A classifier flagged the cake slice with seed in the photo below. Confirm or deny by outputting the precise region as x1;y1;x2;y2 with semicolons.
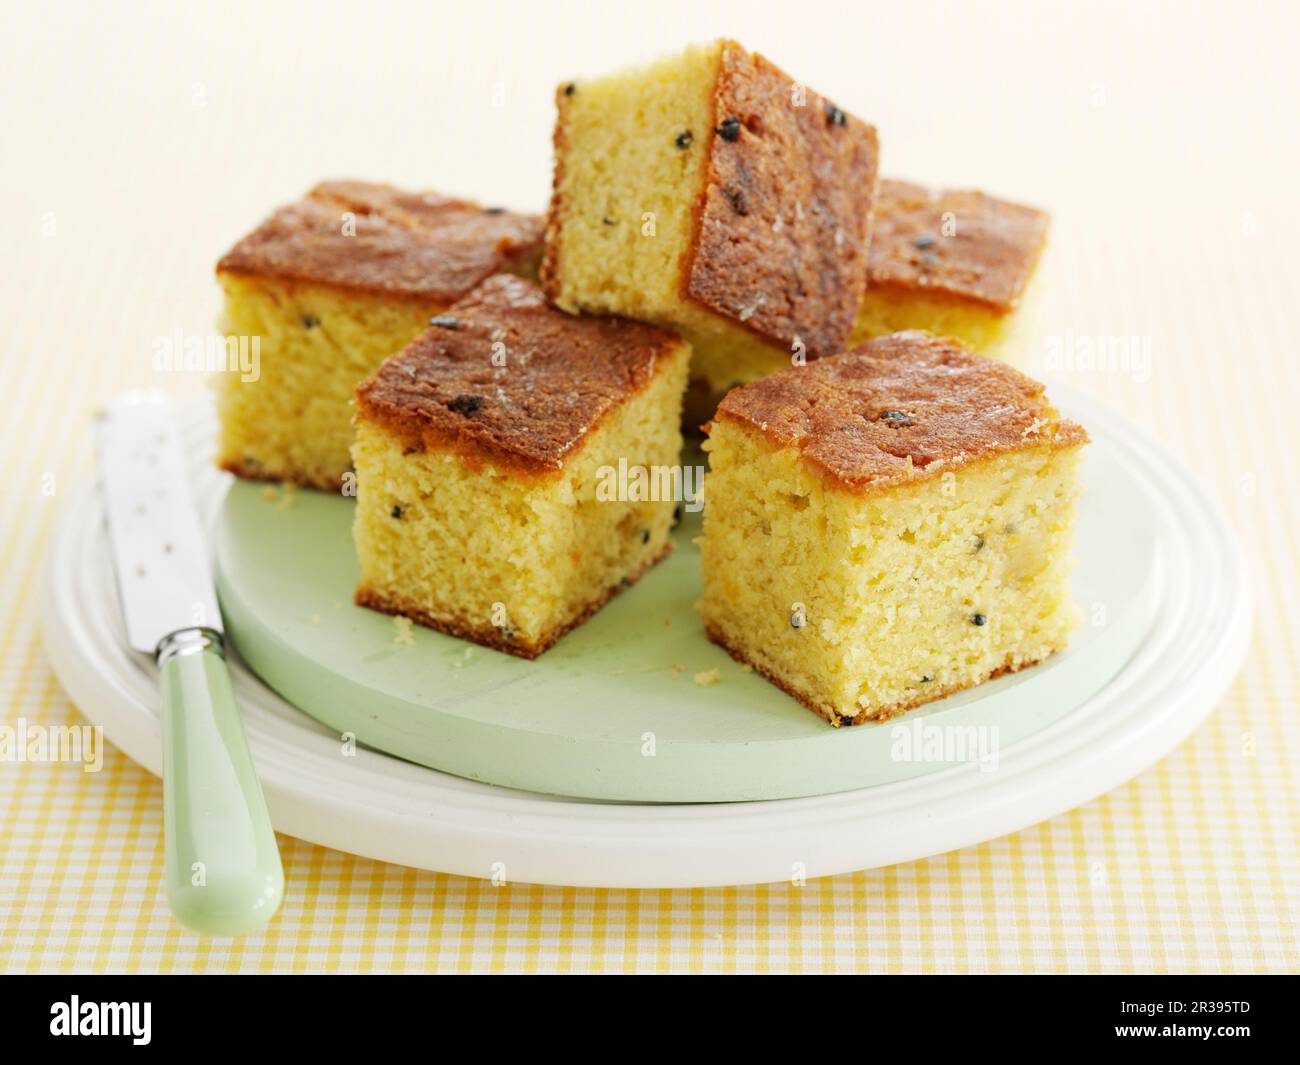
542;39;879;412
352;275;690;658
853;179;1049;366
698;331;1088;725
216;180;542;489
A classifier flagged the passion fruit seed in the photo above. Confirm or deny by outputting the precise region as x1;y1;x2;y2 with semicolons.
971;613;988;626
449;394;484;415
717;117;741;142
429;315;461;329
675;130;693;149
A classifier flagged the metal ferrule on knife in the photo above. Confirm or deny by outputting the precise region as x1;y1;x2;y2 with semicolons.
156;627;226;665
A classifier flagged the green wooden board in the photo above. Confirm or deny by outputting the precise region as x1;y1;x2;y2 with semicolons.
214;442;1158;802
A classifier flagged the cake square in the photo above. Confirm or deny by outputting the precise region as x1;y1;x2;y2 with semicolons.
698;331;1087;725
542;39;879;407
352;275;690;658
852;179;1050;365
215;180;542;489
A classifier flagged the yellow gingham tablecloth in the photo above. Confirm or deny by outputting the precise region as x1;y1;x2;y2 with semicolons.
1;0;1297;973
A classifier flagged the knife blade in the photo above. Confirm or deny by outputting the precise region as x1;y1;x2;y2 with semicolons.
96;391;283;935
96;392;222;652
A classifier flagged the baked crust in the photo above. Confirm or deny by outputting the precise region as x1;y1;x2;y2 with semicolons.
216;456;336;492
684;41;880;356
538;84;572;302
217;180;542;302
710;330;1088;494
357;541;673;659
705;623;1056;725
355;275;687;475
868;179;1048;312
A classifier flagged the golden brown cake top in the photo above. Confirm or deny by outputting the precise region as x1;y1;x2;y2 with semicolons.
217;180;542;302
684;41;880;356
867;179;1049;312
356;275;684;474
711;331;1087;493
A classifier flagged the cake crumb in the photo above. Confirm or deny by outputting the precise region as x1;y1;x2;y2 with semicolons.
694;668;721;687
276;484;298;509
393;616;415;646
260;486;279;503
310;614;321;626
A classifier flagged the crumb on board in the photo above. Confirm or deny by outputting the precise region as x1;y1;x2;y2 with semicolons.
310;614;321;626
671;663;685;676
393;615;415;646
276;484;298;510
260;486;279;503
694;668;721;687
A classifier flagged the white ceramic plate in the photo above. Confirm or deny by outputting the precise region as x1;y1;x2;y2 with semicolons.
40;389;1251;887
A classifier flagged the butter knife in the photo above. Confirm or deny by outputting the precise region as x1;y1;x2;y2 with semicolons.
96;392;283;935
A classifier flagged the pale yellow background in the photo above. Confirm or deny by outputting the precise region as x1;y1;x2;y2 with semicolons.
2;0;1297;972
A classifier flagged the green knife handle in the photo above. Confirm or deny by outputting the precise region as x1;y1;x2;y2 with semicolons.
158;627;284;935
